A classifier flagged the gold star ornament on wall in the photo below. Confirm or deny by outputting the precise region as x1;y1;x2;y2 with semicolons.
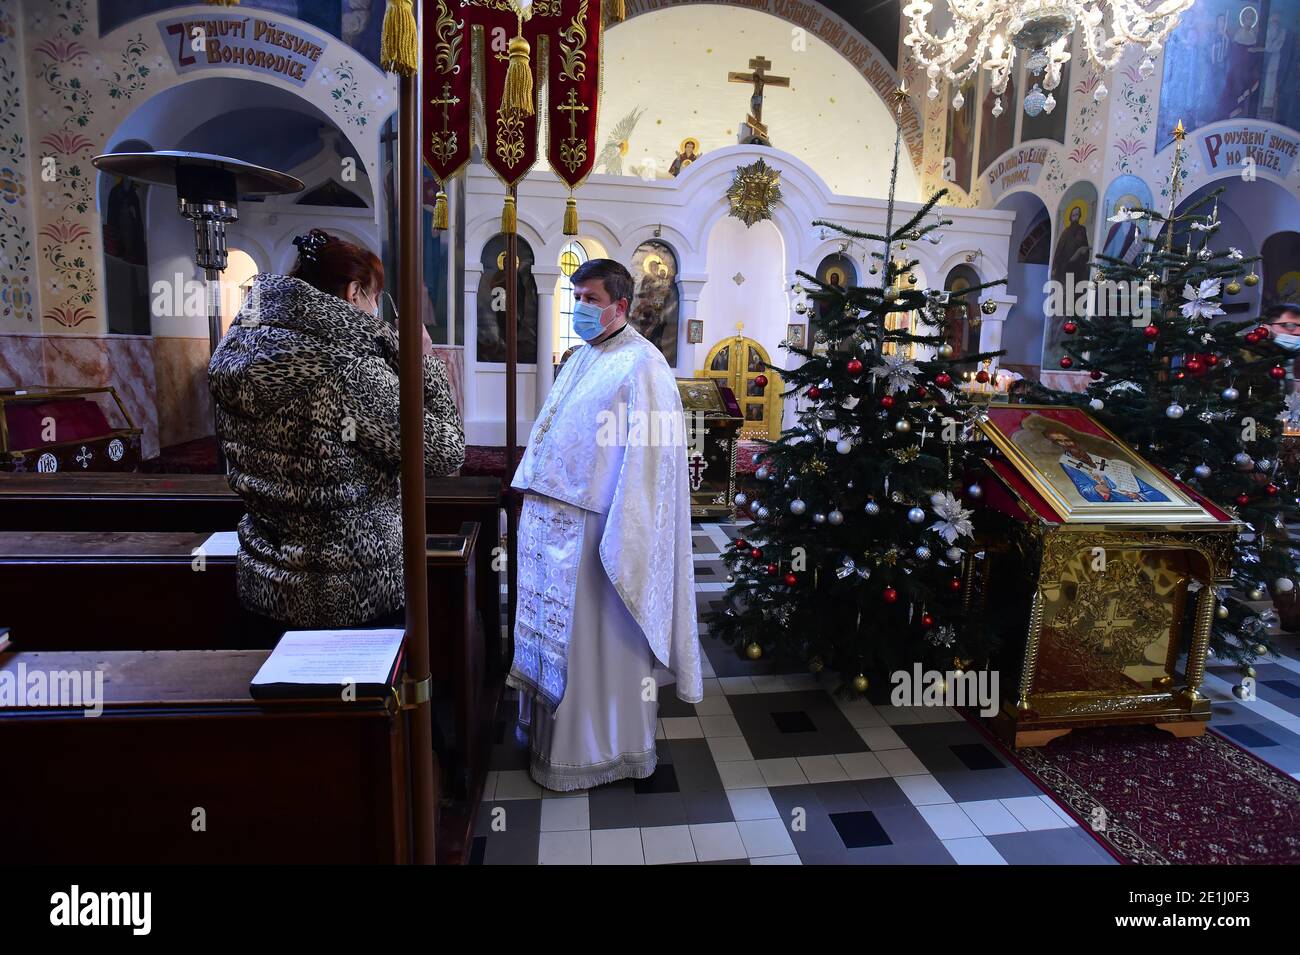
726;157;783;228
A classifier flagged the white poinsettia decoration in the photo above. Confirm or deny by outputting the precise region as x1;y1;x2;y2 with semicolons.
1107;205;1143;223
1227;247;1244;260
928;491;974;544
1279;392;1300;429
870;353;921;394
1189;219;1215;231
1180;279;1225;322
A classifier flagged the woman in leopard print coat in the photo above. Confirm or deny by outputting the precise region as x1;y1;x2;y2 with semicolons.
208;234;464;628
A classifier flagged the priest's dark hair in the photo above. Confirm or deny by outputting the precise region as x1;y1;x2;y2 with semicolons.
572;258;634;310
290;228;384;301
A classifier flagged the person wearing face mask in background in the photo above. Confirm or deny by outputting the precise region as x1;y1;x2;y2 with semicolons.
1265;302;1300;394
208;229;465;629
509;258;703;790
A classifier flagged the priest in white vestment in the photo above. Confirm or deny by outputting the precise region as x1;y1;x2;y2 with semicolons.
509;258;703;791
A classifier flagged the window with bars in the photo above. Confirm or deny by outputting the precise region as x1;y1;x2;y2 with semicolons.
556;240;589;359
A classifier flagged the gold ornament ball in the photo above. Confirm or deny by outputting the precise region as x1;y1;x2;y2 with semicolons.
809;656;824;673
1248;587;1266;601
1255;643;1268;655
1216;604;1229;619
852;673;869;693
938;343;955;359
907;273;918;284
1244;272;1259;287
1225;280;1242;295
745;642;763;660
980;300;998;315
1244;665;1257;678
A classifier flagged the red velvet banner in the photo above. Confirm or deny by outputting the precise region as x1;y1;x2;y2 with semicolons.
421;0;473;185
542;0;601;190
421;0;602;191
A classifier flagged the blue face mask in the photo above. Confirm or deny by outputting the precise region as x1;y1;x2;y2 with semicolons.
572;300;611;342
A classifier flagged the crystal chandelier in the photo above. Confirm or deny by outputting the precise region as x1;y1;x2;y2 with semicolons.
902;0;1194;116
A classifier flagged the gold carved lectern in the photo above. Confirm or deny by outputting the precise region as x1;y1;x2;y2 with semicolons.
972;406;1241;748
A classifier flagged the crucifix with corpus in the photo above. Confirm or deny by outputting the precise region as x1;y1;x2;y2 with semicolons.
728;55;789;146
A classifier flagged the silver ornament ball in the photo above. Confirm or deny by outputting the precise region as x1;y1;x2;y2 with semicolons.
836;439;853;455
915;545;932;561
756;506;771;520
1222;387;1239;402
967;483;983;499
907;506;926;524
813;512;827;524
790;498;807;515
827;509;844;526
1193;464;1212;479
755;466;769;481
734;492;748;506
864;501;880;516
895;419;912;434
1165;402;1185;419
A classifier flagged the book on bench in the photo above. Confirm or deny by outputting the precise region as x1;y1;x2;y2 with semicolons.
249;629;405;702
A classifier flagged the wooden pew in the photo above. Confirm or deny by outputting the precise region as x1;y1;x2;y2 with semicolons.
0;473;504;666
0;648;414;863
0;523;500;858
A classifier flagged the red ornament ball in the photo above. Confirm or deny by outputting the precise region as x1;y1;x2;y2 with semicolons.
948;577;962;592
975;370;990;384
750;547;763;560
915;386;929;399
1143;324;1159;340
1271;366;1287;380
1206;354;1220;367
807;386;821;399
753;374;768;387
1237;493;1250;506
1175;370;1186;380
1246;331;1261;344
1062;321;1078;335
1090;370;1103;381
1059;356;1074;369
846;358;864;376
935;373;953;387
920;613;935;628
1186;358;1204;374
784;572;798;586
1266;483;1280;496
882;586;898;604
766;563;779;576
880;395;896;409
1255;326;1271;339
734;538;748;550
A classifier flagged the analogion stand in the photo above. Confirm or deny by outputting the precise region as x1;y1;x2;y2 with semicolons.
969;405;1242;748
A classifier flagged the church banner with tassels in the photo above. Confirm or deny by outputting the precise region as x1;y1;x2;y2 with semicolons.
421;0;609;235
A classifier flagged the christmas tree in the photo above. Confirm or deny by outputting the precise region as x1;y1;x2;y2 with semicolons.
1041;122;1289;671
705;87;1007;696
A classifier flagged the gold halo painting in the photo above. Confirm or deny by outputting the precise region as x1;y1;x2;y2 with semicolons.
978;405;1219;524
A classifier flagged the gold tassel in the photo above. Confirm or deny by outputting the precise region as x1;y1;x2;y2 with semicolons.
603;0;626;24
432;190;449;232
503;34;535;115
501;194;517;234
563;195;579;236
380;0;419;77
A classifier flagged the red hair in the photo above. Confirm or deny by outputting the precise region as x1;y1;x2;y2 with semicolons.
290;229;383;301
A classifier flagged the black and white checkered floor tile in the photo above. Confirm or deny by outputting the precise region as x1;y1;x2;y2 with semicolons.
472;521;1300;864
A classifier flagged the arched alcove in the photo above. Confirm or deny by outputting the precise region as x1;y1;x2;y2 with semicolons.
995;190;1052;375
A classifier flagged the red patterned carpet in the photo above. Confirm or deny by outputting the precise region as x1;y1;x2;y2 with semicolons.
970;719;1300;864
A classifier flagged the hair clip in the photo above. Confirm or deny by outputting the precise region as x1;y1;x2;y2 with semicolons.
293;230;328;263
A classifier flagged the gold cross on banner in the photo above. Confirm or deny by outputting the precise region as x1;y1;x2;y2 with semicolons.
558;88;589;139
430;81;461;128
